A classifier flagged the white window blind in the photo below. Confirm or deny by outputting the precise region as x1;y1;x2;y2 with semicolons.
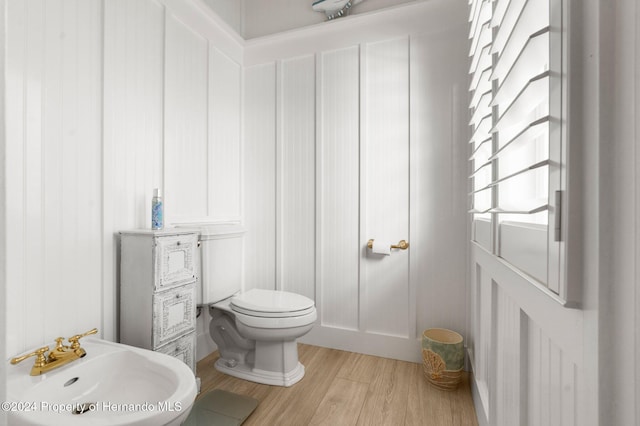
468;0;563;293
469;0;493;217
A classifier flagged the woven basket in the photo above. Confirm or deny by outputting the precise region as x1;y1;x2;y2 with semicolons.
421;328;464;391
422;349;463;391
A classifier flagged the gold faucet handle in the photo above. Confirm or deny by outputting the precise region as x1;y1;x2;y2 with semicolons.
68;328;98;350
10;346;49;368
54;337;68;351
47;338;68;362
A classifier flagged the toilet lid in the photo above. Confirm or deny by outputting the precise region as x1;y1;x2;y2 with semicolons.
230;289;315;318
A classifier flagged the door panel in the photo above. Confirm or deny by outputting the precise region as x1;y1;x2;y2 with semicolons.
317;46;361;331
362;37;410;338
272;30;468;363
277;55;316;300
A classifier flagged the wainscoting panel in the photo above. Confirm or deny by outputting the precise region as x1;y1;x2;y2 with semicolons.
6;0;103;355
243;63;277;291
276;55;316;300
6;0;243;355
316;46;361;331
208;46;242;222
473;262;493;413
493;287;522;426
164;12;209;222
104;0;164;230
241;2;471;362
525;319;578;426
103;0;165;340
471;244;583;426
362;37;410;338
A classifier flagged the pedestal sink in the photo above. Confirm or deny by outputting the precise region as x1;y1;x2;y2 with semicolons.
6;338;197;425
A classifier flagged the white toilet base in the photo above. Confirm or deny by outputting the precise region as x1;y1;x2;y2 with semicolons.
214;358;306;387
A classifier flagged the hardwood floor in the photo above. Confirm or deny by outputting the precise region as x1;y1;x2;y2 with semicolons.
196;344;478;426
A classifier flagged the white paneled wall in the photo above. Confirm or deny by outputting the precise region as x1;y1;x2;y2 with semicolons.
493;288;522;426
243;63;277;291
6;0;103;355
209;47;242;221
5;1;640;424
470;244;584;426
243;0;470;362
526;320;578;426
164;13;209;221
277;55;316;300
317;46;360;331
362;37;411;338
104;0;164;229
5;0;242;357
103;0;165;340
471;262;492;411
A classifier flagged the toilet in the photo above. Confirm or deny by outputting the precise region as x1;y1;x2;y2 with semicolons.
199;227;317;387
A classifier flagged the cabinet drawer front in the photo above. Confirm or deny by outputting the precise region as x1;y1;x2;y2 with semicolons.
152;284;196;348
157;332;196;373
154;234;198;290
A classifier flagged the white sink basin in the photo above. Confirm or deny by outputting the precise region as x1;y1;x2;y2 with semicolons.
7;338;197;426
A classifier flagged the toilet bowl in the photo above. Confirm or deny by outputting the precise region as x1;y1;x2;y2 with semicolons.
198;225;317;387
208;289;317;386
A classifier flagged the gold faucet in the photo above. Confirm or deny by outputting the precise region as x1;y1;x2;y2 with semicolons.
10;328;98;376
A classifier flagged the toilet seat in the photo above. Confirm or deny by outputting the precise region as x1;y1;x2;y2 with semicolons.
216;289;317;329
233;309;317;329
230;289;315;318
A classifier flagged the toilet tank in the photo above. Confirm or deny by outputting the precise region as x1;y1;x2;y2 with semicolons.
198;224;246;305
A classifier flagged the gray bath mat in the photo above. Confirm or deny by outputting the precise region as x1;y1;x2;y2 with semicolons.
184;389;259;426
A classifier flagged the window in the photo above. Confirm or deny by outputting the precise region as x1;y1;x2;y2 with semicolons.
469;0;565;297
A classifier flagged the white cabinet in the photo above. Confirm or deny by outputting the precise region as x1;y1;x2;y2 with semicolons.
119;229;199;373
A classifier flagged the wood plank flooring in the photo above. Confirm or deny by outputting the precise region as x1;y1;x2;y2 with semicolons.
196;344;478;426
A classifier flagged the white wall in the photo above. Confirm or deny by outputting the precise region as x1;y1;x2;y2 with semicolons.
317;45;360;332
0;0;6;420
469;246;585;425
599;0;640;424
411;27;469;342
277;54;316;300
243;0;469;362
243;63;277;292
6;0;104;357
5;0;242;359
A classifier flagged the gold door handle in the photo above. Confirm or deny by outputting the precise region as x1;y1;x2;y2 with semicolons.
367;239;410;250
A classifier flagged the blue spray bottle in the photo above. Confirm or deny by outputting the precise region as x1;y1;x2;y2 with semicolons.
151;188;164;230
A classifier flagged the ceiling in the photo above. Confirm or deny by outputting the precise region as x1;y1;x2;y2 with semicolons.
202;0;422;39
